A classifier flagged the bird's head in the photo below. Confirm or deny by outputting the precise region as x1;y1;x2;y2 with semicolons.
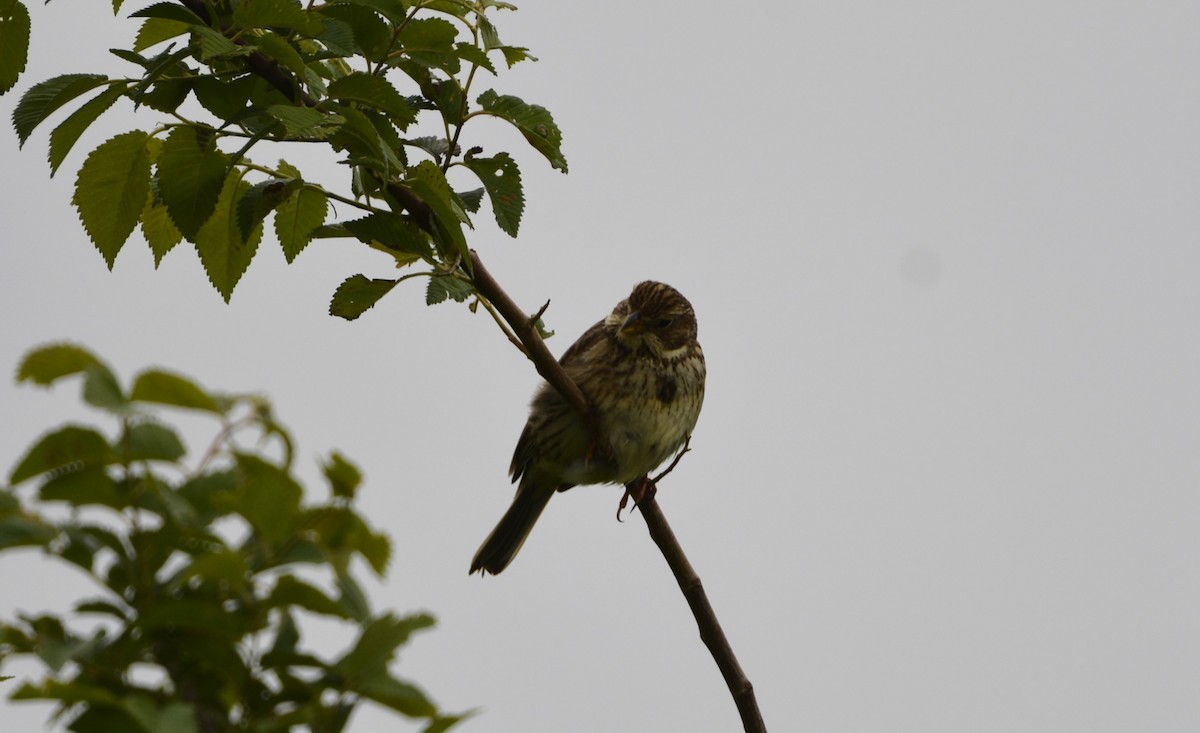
607;281;698;358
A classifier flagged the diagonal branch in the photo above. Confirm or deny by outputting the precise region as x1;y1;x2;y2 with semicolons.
468;251;767;733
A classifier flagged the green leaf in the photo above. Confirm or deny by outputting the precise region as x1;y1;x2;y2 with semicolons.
498;45;535;68
274;184;327;263
233;0;322;35
396;16;457;56
316;4;390;61
82;364;128;413
12;73;108;147
425;275;473;306
421;713;476;733
134;17;189;51
0;516;56;550
236;177;301;241
463;152;523;236
315;15;356;56
72;131;152;267
129;2;206;26
404;160;469;259
266;104;343;138
335;569;371;621
331;0;407;24
11;678;122;706
194;172;263;302
251;30;308;77
327;73;416;128
0;0;30;95
234;453;301;542
125;422;186;462
454;42;495;75
130;369;222;413
157;126;228;239
323;451;362;500
137;599;246;638
180;549;248;589
48;84;125;176
16;343;103;385
455;187;483;213
39;468;123;509
192;74;256;122
9;425;114;485
335;612;436;679
477;89;567;172
140;198;183;266
329;275;398;320
354;672;436;717
267;575;350;618
342;213;432;259
191;25;250;60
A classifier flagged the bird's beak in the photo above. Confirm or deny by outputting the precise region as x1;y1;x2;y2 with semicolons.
620;310;646;336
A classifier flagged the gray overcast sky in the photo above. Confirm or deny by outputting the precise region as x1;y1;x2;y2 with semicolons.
3;2;1199;731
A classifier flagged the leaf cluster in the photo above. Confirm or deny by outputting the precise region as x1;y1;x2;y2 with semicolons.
1;343;467;733
3;0;565;312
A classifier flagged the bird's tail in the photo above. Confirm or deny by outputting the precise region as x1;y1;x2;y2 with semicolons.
470;480;556;575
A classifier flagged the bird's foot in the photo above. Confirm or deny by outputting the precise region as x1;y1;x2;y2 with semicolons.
616;475;657;522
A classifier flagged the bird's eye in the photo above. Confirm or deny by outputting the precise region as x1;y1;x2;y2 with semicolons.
653;317;673;329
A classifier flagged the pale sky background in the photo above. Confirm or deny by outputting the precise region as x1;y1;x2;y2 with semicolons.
3;2;1199;732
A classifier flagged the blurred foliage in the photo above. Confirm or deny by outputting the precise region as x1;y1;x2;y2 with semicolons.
0;343;468;733
2;0;565;312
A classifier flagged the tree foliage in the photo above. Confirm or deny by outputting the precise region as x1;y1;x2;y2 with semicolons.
0;343;467;733
3;0;564;308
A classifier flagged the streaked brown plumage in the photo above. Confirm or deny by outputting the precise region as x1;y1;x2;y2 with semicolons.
470;281;706;575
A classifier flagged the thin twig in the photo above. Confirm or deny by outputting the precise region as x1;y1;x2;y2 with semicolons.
468;250;766;733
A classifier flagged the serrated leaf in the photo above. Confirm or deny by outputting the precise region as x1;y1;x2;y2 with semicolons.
233;0;322;35
335;612;435;679
9;425;114;485
72;131;152;267
130;369;222;413
125;422;186;462
332;0;406;24
267;575;350;618
477;89;567;172
342;213;432;258
354;672;436;717
327;73;416;128
39;468;123;509
498;45;535;68
234;453;301;542
194;172;263;302
396;16;457;54
463;152;523;236
236;177;300;241
16;343;103;386
82;364;127;413
317;4;390;61
0;516;56;550
425;275;473;305
455;187;483;213
323;451;362;499
266;104;342;138
134;17;188;51
315;16;355;56
11;73;108;147
157;126;228;240
129;2;206;25
140;198;183;266
251;30;308;77
454;42;495;74
274;185;327;263
191;25;250;60
404;160;469;259
48;84;124;176
405;136;448;159
192;74;256;122
0;0;30;94
329;275;398;320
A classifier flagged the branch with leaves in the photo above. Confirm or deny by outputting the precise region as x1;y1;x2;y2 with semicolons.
3;1;766;731
0;343;467;733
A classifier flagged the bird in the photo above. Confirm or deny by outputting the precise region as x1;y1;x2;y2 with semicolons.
470;281;706;575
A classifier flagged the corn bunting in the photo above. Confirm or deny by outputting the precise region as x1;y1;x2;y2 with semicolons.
470;281;706;574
